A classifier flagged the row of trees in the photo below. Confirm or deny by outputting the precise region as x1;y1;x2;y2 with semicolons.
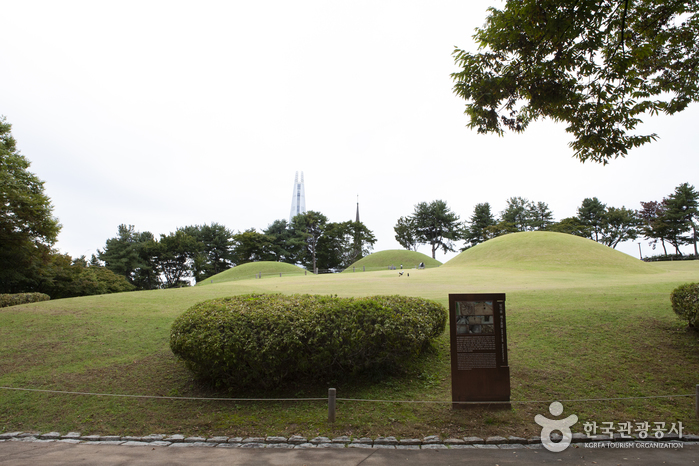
548;199;640;249
230;213;375;275
97;224;227;290
639;183;699;256
392;198;557;258
395;184;699;258
548;184;698;256
97;213;376;289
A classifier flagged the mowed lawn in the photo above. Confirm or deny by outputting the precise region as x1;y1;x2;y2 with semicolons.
1;233;698;440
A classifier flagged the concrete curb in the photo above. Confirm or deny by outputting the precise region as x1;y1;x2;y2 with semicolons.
1;431;698;449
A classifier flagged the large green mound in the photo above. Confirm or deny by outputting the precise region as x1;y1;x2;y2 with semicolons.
344;249;441;272
444;231;654;274
198;261;307;285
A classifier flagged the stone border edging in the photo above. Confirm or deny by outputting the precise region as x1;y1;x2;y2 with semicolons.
1;431;698;449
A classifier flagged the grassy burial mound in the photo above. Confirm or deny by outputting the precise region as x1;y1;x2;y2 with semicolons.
344;249;441;272
444;231;654;274
199;261;308;285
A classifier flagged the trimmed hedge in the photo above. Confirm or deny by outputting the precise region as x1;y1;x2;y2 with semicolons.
170;294;447;388
0;293;50;308
643;254;697;262
671;283;699;328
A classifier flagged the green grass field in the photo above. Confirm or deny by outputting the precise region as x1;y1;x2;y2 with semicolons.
1;232;697;440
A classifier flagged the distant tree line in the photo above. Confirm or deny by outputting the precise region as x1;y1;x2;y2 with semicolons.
2;111;695;297
395;183;699;258
96;212;376;289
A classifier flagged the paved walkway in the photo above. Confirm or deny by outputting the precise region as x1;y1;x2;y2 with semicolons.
1;440;697;465
1;432;697;465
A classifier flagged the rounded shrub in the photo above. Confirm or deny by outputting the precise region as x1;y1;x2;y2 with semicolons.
671;282;699;328
0;292;50;308
170;293;447;388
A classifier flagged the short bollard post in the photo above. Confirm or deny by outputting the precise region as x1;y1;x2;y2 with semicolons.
328;388;336;423
280;272;282;277
696;384;698;419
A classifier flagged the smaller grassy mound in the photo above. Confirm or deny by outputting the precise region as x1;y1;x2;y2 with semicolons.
170;294;447;389
444;231;653;274
198;261;307;285
345;249;441;272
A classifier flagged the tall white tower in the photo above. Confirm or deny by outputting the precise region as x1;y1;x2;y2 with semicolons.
289;171;306;222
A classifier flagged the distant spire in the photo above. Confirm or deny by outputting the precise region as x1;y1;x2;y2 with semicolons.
289;171;306;222
353;195;362;259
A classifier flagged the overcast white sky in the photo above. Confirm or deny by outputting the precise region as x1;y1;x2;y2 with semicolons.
3;0;697;264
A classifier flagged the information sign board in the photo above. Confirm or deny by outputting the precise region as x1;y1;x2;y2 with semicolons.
449;293;510;408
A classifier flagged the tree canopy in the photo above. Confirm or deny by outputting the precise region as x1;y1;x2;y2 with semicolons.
262;219;294;263
411;200;461;259
452;0;699;163
600;206;641;249
462;202;496;249
393;216;420;252
578;197;608;242
98;225;161;289
497;197;554;233
660;182;699;254
180;223;235;282
575;197;640;248
231;229;273;265
316;220;376;271
289;211;328;273
0;116;61;293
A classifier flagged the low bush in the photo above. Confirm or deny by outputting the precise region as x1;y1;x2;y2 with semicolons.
170;293;447;389
643;254;697;262
37;255;136;299
0;292;50;308
671;283;699;328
